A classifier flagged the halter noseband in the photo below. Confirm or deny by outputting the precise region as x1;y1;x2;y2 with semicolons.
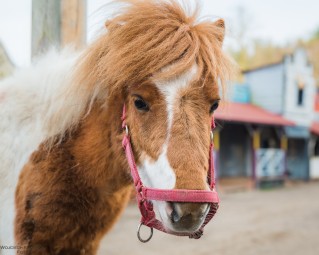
121;105;219;242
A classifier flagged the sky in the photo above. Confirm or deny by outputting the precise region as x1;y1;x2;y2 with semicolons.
0;0;319;67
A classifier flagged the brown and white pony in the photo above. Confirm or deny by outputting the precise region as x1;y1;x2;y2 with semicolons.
0;0;232;254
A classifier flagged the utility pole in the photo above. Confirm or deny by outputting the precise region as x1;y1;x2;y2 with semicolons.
31;0;87;59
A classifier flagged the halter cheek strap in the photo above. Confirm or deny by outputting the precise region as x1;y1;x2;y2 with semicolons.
121;105;219;242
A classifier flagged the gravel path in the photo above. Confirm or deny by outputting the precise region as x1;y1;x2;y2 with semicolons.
98;183;319;255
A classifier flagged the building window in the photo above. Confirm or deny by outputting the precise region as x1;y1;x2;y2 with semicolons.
297;88;304;106
296;77;305;106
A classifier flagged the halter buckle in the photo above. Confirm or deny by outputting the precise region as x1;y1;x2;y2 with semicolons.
137;223;153;243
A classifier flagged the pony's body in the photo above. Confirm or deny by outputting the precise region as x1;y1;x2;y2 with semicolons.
0;50;83;249
0;50;133;253
0;1;232;254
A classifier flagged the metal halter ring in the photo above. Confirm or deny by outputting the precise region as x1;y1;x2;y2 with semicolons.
137;223;153;243
210;131;214;143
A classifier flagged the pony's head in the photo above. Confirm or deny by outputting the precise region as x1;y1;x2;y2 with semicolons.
77;0;233;234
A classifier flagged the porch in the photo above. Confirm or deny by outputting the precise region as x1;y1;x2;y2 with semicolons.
214;102;295;189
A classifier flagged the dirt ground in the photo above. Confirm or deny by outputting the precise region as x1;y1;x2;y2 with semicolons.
98;183;319;255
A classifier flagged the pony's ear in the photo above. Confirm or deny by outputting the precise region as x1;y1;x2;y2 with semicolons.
213;19;225;44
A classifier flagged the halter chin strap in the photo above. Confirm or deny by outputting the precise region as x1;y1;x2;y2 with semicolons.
121;104;219;242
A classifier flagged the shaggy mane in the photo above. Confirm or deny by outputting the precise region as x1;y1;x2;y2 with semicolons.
75;0;233;98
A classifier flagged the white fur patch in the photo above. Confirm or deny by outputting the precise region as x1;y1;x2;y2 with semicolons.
138;146;176;227
0;49;98;249
138;64;198;189
156;64;198;135
138;145;175;189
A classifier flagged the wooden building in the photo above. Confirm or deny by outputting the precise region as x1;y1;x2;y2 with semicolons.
310;122;319;179
214;101;293;189
242;48;317;181
215;48;318;188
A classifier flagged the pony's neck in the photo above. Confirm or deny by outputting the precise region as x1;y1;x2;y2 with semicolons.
71;93;132;189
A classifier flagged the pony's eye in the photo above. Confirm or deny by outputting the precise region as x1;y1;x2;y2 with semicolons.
210;100;219;113
134;98;149;111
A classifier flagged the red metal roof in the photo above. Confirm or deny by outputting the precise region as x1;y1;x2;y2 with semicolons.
311;122;319;136
215;102;294;126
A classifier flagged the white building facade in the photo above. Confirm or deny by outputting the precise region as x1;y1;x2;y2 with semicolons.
243;48;318;180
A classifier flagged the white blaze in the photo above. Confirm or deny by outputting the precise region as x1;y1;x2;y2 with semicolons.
157;64;198;136
137;64;198;226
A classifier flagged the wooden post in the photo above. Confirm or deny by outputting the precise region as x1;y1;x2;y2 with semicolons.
31;0;61;58
280;135;288;151
252;129;260;187
61;0;87;48
213;130;220;151
253;130;261;150
32;0;86;59
213;129;220;186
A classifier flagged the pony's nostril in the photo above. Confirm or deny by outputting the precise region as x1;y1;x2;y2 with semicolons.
168;202;210;231
171;210;182;223
170;203;181;223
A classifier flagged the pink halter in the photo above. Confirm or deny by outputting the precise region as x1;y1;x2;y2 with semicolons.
121;105;219;242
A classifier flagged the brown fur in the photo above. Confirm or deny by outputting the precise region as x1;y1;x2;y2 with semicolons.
14;1;233;254
15;99;132;254
168;79;219;190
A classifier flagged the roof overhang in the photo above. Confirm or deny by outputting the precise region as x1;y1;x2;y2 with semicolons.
215;102;295;126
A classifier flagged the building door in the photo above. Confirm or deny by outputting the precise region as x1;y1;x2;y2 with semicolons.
287;138;309;180
219;124;251;177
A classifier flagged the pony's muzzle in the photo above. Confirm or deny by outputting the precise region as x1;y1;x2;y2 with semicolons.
166;202;210;232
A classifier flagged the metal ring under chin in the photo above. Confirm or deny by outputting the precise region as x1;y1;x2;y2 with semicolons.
137;223;153;243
